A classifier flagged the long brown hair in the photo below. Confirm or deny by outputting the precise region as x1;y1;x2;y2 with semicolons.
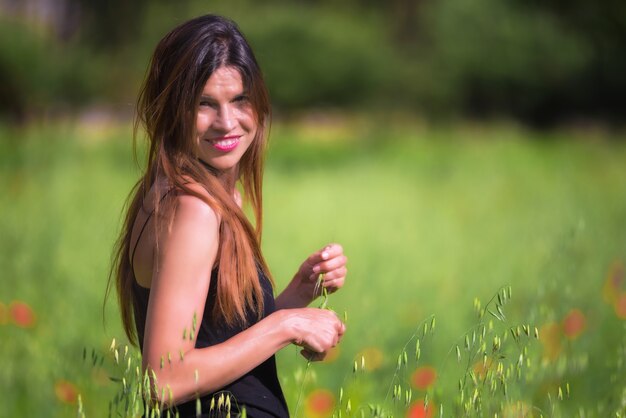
107;15;272;346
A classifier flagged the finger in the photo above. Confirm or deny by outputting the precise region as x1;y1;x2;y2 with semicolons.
310;243;344;264
322;267;347;282
323;280;345;294
325;314;346;337
321;243;343;260
312;255;347;274
302;246;333;271
323;276;345;290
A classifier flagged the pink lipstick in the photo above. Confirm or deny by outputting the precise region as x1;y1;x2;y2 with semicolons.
208;135;240;152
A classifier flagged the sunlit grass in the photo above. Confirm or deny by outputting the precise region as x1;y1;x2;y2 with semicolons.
1;118;625;417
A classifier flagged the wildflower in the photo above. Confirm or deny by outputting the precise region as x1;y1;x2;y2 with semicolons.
410;366;437;390
406;399;434;418
356;347;383;371
54;380;78;404
322;346;340;363
539;322;561;361
304;388;335;418
472;358;493;379
502;400;532;417
615;292;626;320
9;300;36;328
562;309;586;339
602;261;624;305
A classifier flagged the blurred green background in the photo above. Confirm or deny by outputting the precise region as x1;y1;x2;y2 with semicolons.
1;0;625;125
1;0;625;417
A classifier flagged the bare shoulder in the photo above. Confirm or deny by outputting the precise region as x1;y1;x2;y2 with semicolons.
155;183;220;273
171;183;219;232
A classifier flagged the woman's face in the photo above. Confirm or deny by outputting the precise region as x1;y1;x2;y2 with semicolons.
195;66;257;176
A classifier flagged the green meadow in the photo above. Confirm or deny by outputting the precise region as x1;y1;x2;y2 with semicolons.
1;118;625;417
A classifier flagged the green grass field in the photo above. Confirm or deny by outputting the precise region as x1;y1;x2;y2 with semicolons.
1;117;625;417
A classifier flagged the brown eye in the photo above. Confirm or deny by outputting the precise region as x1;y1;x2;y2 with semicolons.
198;96;217;109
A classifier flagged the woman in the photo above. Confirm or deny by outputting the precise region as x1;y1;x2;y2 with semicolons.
109;14;347;418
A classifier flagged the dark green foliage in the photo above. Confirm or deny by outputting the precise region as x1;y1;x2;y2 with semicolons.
246;8;390;109
0;18;104;121
1;0;624;125
413;0;594;124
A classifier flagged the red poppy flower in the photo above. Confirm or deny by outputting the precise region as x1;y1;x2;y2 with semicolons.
9;300;36;328
411;366;437;390
305;388;335;418
54;380;78;404
562;309;586;339
406;399;434;418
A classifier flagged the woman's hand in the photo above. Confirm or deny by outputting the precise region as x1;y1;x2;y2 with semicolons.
275;243;348;309
299;243;347;296
280;308;346;361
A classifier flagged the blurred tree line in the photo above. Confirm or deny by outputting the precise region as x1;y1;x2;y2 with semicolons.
0;0;624;126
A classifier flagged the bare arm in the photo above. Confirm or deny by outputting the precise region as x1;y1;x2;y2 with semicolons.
142;194;344;406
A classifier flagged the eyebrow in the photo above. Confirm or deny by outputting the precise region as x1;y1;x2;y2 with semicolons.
198;92;249;101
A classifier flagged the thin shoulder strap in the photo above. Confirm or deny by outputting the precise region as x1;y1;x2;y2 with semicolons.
130;190;172;268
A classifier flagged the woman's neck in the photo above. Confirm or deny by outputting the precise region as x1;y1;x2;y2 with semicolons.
199;159;238;195
217;170;237;194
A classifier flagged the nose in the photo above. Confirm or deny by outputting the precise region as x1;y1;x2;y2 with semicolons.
213;105;235;132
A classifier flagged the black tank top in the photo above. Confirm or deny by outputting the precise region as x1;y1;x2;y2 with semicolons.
130;197;289;417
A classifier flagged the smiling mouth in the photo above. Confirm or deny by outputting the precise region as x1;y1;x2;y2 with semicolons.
208;136;240;151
